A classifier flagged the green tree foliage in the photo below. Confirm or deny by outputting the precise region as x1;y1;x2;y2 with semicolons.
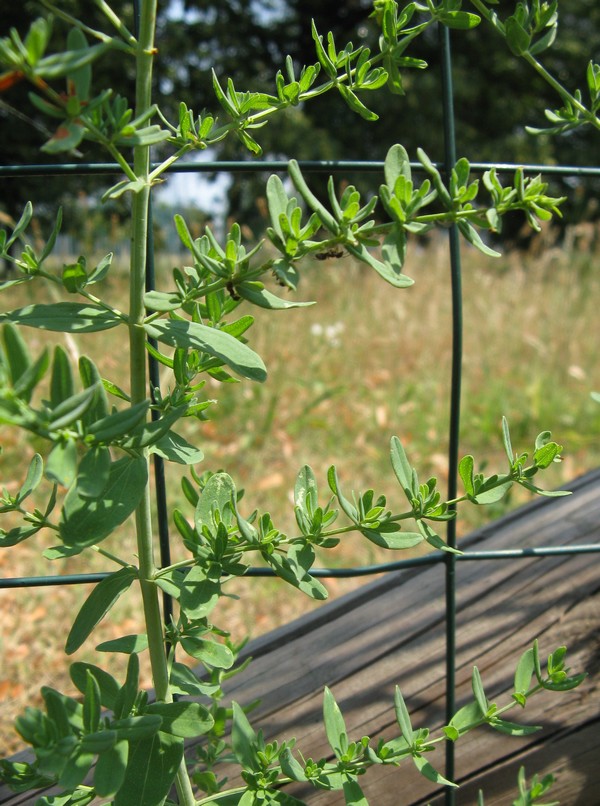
1;0;598;231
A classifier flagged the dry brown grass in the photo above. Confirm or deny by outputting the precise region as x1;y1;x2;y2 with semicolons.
1;237;599;755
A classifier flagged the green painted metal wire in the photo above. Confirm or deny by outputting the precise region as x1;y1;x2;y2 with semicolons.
1;18;599;804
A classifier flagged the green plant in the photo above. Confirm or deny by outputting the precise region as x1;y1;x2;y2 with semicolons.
0;1;595;804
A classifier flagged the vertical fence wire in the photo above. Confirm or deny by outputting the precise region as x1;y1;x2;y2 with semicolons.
2;9;600;802
438;24;462;799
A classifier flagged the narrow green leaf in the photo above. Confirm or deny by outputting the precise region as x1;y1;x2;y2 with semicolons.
59;751;95;791
489;718;541;736
390;436;415;500
195;472;236;532
45;439;78;488
83;670;101;734
65;567;137;654
70;663;120;710
342;780;369;805
145;319;266;382
0;303;122;332
94;739;128;798
323;687;348;757
2;322;31;384
87;400;149;444
18;453;44;502
412;754;457;787
149;430;204;465
48;384;99;430
145;701;213;738
50;345;75;408
60;455;148;548
237;281;314;310
180;565;221;620
76;446;111;498
361;527;423;550
113;732;183;806
458;455;475;496
514;647;535;701
471;667;488;715
473;481;512;505
502;415;514;464
231;701;259;771
394;687;414;743
96;634;149;654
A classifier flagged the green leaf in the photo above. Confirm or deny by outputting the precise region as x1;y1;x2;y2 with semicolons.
513;647;535;702
505;15;532;56
144;319;266;382
390;436;415;500
438;11;480;30
87;401;150;444
113;732;183;806
145;701;213;738
489;718;541;736
94;739;128;798
237;281;314;310
58;751;94;791
266;543;328;600
59;455;148;548
0;303;122;332
76;446;111;498
471;667;489;715
231;701;259;771
337;83;378;121
458;455;475;496
66;567;137;654
149;430;204;465
195;472;236;532
180;565;221;620
473;481;512;505
70;663;120;710
412;754;457;787
323;686;348;757
50;345;75;408
180;635;235;669
144;290;182;312
448;700;485;737
49;384;100;430
394;687;414;743
45;440;78;488
96;634;149;654
62;259;88;293
169;662;219;698
2;322;31;385
18;453;44;502
342;780;369;805
360;527;423;550
83;670;101;733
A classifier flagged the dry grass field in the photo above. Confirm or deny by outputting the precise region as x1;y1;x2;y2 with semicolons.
1;233;599;755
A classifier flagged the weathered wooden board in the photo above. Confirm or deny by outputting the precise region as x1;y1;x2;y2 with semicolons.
1;469;599;805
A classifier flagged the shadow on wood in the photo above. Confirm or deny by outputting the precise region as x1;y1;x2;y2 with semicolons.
1;469;599;805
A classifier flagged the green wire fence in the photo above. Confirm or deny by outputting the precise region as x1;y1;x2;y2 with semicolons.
1;19;600;806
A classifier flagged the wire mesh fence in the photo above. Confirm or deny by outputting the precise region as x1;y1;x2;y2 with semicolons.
0;17;599;805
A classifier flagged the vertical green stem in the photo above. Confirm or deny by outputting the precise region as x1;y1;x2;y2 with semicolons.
129;2;196;803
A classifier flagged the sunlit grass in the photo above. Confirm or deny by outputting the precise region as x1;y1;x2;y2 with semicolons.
1;237;599;753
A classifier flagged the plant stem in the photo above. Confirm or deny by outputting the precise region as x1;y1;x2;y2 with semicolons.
129;2;195;804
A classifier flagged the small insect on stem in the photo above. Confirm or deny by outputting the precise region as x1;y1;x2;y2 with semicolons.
226;281;241;300
314;246;345;260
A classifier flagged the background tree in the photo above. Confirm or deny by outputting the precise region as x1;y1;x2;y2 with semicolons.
1;0;598;237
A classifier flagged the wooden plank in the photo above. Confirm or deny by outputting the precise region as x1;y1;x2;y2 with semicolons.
1;469;599;805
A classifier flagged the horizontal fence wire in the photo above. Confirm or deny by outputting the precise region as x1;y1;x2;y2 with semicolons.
3;544;600;589
0;155;599;596
1;161;600;177
0;18;598;804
